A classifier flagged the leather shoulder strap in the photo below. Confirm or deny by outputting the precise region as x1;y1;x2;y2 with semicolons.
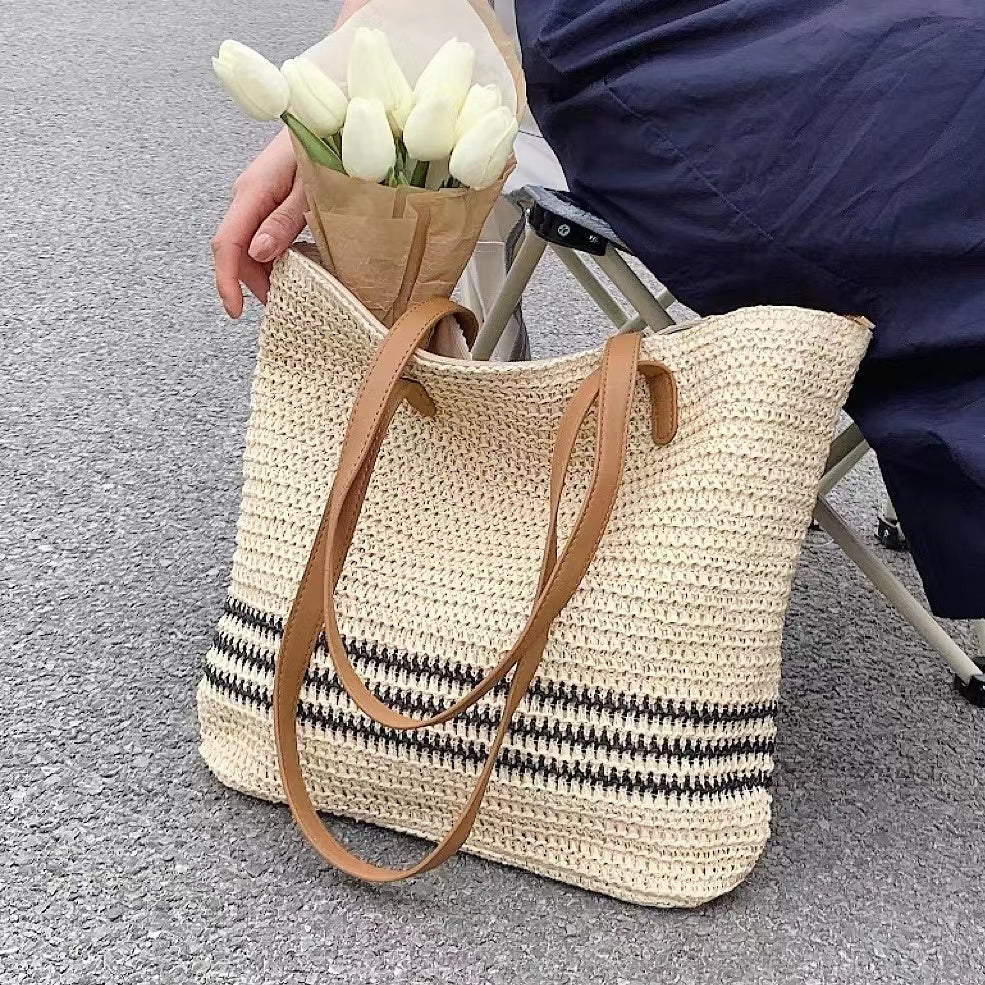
272;326;655;882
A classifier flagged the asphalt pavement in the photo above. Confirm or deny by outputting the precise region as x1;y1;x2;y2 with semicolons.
1;1;982;982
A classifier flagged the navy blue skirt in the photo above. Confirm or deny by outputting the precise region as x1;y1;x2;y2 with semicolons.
516;0;985;618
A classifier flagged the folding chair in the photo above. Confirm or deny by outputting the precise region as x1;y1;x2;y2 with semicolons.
470;185;985;706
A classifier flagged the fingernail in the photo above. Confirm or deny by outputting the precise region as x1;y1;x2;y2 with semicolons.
250;233;276;262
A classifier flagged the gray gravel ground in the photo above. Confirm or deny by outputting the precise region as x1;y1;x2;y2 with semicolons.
2;1;983;983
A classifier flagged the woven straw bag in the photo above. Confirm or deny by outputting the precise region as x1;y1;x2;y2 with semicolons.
198;247;870;906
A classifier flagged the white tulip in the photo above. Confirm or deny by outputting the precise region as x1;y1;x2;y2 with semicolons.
346;27;414;133
402;90;458;162
413;38;475;112
455;83;503;142
281;58;347;136
211;40;290;121
449;106;518;190
342;97;397;182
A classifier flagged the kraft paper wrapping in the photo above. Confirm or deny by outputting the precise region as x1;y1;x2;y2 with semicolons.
293;140;511;328
290;0;526;348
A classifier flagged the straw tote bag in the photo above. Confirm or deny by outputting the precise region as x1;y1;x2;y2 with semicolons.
198;247;870;906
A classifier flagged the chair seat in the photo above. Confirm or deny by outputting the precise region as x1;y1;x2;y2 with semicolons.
523;185;630;252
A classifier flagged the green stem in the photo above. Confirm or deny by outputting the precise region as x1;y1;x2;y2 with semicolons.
385;166;410;187
281;112;344;172
410;159;430;188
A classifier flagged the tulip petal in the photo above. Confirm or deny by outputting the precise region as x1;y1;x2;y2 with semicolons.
212;40;289;121
449;106;518;190
402;91;458;162
211;56;234;85
342;96;397;182
414;38;475;112
455;83;503;142
347;27;412;135
283;58;347;136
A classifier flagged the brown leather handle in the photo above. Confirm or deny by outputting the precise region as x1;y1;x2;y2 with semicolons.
318;333;678;734
272;302;678;882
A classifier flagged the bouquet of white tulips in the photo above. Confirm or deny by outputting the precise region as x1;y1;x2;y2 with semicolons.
212;0;524;328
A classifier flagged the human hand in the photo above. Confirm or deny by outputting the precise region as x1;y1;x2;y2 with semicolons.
211;128;308;318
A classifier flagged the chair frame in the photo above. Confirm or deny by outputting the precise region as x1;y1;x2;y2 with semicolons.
470;187;985;705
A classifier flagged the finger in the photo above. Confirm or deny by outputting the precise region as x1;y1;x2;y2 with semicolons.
212;181;280;319
241;259;273;307
211;237;246;319
249;178;308;263
212;246;271;314
212;133;297;317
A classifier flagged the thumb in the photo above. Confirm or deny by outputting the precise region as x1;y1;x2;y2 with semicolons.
249;178;308;263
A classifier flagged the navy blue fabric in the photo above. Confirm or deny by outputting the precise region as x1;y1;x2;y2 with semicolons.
516;0;985;618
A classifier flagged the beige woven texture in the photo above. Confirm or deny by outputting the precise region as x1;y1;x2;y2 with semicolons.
198;248;870;906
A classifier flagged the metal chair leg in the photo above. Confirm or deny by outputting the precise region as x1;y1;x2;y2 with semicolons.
471;232;547;361
550;245;628;329
814;496;985;702
823;423;866;475
593;248;677;332
818;432;871;497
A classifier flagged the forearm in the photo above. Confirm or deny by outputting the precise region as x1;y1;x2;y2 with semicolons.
336;0;373;26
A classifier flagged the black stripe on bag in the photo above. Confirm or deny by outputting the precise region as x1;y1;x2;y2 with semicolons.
219;597;779;729
209;630;775;762
202;662;771;800
205;598;776;799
